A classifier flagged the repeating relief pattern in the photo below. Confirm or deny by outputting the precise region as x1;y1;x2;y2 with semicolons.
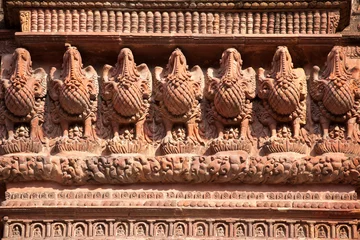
0;45;360;184
2;218;357;239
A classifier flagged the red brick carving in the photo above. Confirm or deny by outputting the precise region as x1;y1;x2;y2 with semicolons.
49;44;100;153
206;48;255;154
311;46;360;155
258;46;308;154
154;48;204;154
101;48;151;153
0;48;46;154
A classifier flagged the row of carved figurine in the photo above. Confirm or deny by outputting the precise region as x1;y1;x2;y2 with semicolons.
0;44;358;155
2;219;355;239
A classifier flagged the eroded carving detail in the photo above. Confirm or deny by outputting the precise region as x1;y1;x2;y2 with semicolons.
258;46;308;154
49;44;100;153
0;48;47;154
206;48;255;154
311;46;360;155
101;48;151;153
154;48;204;154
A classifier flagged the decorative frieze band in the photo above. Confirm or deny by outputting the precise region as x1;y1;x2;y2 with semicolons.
2;217;358;239
18;9;340;34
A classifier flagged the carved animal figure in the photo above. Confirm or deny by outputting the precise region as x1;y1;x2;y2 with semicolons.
102;48;151;141
0;48;47;141
258;46;307;139
206;48;256;139
49;44;98;139
154;48;204;143
310;46;360;139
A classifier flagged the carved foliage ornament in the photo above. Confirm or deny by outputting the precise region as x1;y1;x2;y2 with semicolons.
0;48;47;153
102;48;151;153
154;48;204;154
206;48;255;153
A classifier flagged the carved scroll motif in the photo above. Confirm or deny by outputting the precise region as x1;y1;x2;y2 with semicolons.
257;46;308;154
49;44;100;153
310;46;360;155
206;48;255;154
19;11;31;32
154;48;204;154
101;48;152;153
0;48;47;154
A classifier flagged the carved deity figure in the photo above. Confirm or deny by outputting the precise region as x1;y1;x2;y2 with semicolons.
258;46;307;139
0;48;46;147
154;48;204;147
54;225;63;237
276;226;285;237
318;226;327;238
217;226;225;237
116;225;126;236
311;46;360;141
196;225;205;236
102;48;151;142
156;224;166;236
297;226;306;238
136;224;145;236
339;227;349;239
33;227;42;237
175;225;185;236
255;226;264;237
95;224;105;236
206;48;256;140
75;226;84;237
236;226;245;237
49;44;98;140
12;226;21;237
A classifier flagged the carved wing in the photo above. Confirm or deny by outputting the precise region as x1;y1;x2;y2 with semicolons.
191;65;204;100
244;67;256;99
84;65;99;98
154;66;165;101
137;63;152;98
33;68;47;98
205;67;220;100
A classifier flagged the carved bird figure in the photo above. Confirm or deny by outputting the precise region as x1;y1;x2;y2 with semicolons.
102;48;151;141
154;48;204;144
310;46;360;139
49;44;98;139
258;46;307;139
206;48;256;139
1;48;47;141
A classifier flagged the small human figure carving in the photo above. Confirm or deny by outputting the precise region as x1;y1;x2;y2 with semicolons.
236;226;245;237
136;224;145;236
33;226;42;237
75;226;84;237
276;226;285;237
318;226;326;238
156;224;166;236
95;224;105;236
255;226;264;237
175;225;185;236
297;226;306;238
12;226;21;237
54;225;63;237
196;225;204;236
217;225;225;237
339;227;349;239
116;225;126;236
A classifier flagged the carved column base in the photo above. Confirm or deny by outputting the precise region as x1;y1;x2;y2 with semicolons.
107;139;145;154
262;138;309;155
210;139;252;154
314;139;360;155
0;139;43;154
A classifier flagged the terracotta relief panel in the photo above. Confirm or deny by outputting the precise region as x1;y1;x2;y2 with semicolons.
0;48;47;154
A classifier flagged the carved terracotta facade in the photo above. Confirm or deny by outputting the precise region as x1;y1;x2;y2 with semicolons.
1;0;360;238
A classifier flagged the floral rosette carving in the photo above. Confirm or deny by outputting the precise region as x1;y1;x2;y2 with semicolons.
311;46;360;155
154;48;204;155
101;48;152;154
0;48;47;154
49;44;100;153
258;46;308;154
206;48;255;154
